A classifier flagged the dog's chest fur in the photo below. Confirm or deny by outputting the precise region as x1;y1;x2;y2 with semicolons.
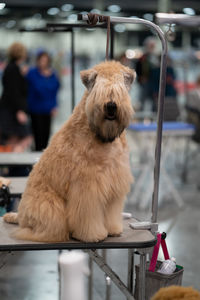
67;136;133;202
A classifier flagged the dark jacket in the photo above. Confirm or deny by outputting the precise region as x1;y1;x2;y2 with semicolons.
0;61;27;113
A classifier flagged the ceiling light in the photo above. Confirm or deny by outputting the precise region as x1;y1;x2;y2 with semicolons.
61;4;74;12
79;11;88;16
0;3;5;10
114;24;125;33
125;49;136;59
90;8;101;14
6;20;16;29
67;14;77;22
107;5;121;13
183;8;195;15
143;13;153;21
47;7;60;16
33;13;42;19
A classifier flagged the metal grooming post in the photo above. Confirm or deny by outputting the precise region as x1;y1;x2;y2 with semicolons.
71;29;75;110
79;13;168;228
155;13;200;26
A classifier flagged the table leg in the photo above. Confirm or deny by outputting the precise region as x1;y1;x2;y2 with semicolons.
138;252;146;300
87;250;135;300
88;256;93;300
102;249;111;300
127;249;134;297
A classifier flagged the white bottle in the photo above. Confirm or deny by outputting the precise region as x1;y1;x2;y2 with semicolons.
59;250;89;300
157;257;176;275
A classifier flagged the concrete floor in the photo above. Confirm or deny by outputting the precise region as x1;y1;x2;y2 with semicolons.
0;132;199;300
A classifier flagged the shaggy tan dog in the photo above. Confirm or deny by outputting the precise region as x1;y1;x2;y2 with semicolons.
4;60;135;242
151;286;200;300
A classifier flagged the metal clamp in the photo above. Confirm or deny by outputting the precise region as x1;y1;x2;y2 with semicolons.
129;222;158;233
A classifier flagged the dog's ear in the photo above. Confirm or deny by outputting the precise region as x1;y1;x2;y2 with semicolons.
80;69;97;91
123;69;136;91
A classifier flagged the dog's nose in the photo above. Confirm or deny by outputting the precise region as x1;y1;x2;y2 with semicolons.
104;102;117;119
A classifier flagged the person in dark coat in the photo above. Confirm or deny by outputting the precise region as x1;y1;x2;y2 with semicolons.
26;51;60;151
186;75;200;142
0;42;32;151
136;37;158;111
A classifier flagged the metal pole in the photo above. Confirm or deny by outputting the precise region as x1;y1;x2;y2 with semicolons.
156;12;200;26
79;14;168;224
127;249;134;297
88;256;93;300
87;250;135;300
71;29;75;111
102;249;111;300
151;40;167;223
138;252;146;300
110;25;114;59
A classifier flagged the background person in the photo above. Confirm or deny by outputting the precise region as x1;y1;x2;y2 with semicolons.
26;51;60;151
0;42;31;152
150;56;180;119
135;36;159;111
186;75;200;142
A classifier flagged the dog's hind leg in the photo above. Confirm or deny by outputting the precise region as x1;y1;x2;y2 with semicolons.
11;185;70;242
13;226;68;243
3;212;19;224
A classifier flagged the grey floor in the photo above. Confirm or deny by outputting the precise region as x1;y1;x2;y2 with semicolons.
0;132;199;300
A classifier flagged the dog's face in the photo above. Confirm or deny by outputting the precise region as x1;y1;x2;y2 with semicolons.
80;61;135;143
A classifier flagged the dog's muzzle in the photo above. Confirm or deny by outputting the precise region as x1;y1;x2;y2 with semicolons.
104;101;117;121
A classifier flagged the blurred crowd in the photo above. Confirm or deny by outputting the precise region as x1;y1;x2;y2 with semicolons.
119;36;200;141
0;42;60;152
0;40;200;154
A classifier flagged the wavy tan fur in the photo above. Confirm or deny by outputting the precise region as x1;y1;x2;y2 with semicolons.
4;60;135;242
151;286;200;300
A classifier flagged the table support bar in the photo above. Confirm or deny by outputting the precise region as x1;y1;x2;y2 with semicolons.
87;249;135;300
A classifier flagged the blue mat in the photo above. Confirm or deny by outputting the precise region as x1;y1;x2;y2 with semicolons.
128;122;195;132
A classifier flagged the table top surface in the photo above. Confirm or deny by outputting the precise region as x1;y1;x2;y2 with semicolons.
0;217;156;251
0;152;42;166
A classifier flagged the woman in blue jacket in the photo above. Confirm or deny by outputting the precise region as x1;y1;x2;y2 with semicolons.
27;51;60;151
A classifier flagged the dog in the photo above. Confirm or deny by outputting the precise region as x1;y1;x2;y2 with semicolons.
151;286;200;300
4;60;135;242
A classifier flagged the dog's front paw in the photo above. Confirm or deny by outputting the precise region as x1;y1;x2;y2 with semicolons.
107;223;123;237
72;227;108;243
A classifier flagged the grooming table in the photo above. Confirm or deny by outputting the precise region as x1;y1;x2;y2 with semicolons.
0;152;42;167
0;217;156;251
0;216;156;300
128;122;195;209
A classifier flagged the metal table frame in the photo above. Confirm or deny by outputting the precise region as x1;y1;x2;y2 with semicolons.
0;14;168;300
